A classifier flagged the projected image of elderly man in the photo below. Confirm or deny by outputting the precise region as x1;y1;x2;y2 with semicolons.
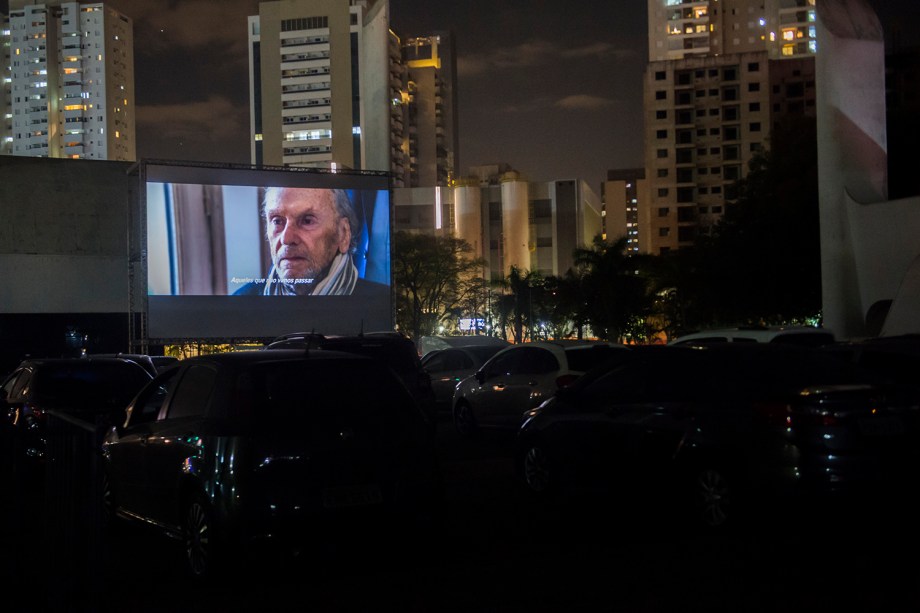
235;187;381;297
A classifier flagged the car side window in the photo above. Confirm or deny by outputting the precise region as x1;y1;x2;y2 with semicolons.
517;348;560;375
444;350;474;371
128;368;179;426
486;350;522;378
163;364;217;420
423;352;448;373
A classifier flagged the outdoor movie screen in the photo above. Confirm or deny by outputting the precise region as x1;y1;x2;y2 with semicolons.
144;162;392;340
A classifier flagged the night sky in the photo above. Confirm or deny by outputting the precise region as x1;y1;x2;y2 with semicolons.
4;0;918;190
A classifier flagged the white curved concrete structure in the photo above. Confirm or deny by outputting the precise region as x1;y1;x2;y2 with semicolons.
817;0;920;339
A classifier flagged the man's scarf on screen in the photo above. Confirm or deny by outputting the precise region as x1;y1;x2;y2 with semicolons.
262;253;358;296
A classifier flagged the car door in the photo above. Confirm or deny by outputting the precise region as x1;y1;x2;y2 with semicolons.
482;347;558;429
542;362;651;486
144;362;218;526
549;353;700;488
106;367;180;518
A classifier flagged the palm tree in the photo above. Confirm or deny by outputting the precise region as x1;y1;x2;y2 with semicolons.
572;235;654;342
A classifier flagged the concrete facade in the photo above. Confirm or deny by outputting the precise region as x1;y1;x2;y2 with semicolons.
0;156;140;365
393;168;602;282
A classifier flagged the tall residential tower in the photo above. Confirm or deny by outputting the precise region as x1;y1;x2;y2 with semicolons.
398;32;459;187
248;0;392;172
7;0;135;160
638;0;817;254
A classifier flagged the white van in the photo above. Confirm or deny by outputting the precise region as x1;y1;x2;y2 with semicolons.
669;326;835;347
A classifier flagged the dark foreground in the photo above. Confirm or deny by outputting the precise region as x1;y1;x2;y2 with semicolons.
3;419;920;613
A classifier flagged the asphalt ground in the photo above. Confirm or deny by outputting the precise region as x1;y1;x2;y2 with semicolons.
3;419;920;612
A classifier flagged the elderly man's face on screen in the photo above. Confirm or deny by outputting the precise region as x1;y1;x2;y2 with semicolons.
264;188;352;282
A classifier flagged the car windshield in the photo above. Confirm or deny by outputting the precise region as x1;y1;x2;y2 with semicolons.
768;332;835;347
320;339;421;378
31;362;150;409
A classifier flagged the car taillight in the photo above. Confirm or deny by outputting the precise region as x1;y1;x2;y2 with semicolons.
753;402;792;427
555;374;580;389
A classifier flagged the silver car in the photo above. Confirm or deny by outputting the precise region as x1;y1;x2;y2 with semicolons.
451;340;630;436
421;345;508;417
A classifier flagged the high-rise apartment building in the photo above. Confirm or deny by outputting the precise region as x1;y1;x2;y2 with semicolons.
602;168;647;252
248;1;458;187
248;0;393;172
397;32;459;187
638;0;817;255
648;0;816;62
6;0;135;160
2;12;12;155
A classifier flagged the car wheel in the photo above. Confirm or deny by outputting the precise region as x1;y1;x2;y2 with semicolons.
453;401;478;437
690;467;732;529
185;494;219;580
521;443;553;495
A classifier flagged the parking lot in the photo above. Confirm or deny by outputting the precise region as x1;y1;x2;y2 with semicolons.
4;416;920;613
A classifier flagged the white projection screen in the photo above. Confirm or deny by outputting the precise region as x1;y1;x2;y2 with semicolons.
143;162;392;340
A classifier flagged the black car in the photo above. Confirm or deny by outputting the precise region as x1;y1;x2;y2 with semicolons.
1;357;154;470
265;331;437;428
101;349;442;580
515;343;920;529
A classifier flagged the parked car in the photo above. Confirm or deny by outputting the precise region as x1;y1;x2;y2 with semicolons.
1;357;154;470
101;349;442;580
451;340;631;436
515;343;920;530
83;353;160;377
417;335;510;359
821;334;920;388
421;344;508;417
670;325;835;347
265;331;436;429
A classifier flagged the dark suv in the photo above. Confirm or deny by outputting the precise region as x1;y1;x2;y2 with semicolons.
1;357;154;470
265;332;437;428
101;349;442;579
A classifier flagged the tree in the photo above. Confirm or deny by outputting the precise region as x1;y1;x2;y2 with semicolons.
392;231;486;344
572;235;654;342
692;115;821;327
491;266;544;343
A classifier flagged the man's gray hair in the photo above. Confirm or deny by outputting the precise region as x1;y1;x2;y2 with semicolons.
262;187;360;251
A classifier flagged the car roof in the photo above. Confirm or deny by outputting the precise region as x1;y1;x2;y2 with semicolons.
508;340;625;349
179;348;373;365
670;326;834;344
